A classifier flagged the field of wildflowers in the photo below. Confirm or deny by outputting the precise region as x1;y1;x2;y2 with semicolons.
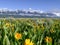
0;18;60;45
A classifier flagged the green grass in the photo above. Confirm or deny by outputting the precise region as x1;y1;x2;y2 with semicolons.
0;18;60;45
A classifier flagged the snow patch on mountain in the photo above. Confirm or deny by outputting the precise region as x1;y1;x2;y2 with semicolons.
53;13;60;16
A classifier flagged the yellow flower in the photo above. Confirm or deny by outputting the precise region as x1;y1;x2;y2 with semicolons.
15;33;22;40
25;39;30;45
50;29;55;33
45;36;52;43
24;39;34;45
5;23;11;28
29;41;34;45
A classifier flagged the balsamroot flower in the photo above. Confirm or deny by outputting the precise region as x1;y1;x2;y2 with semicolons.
15;33;22;40
45;36;52;43
24;39;34;45
50;29;55;33
5;23;11;28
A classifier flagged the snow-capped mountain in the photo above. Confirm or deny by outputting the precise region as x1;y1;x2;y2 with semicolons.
0;8;60;18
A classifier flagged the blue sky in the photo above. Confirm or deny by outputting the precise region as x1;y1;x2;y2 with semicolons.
0;0;60;11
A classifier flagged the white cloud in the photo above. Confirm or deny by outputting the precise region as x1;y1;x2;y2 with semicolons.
53;13;60;16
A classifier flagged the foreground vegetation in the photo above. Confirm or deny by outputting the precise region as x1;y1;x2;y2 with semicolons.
0;18;60;45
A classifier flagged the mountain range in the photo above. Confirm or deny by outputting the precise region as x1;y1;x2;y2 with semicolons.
0;8;60;18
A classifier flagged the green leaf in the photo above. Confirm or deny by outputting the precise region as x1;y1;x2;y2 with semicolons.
24;31;28;35
3;35;10;45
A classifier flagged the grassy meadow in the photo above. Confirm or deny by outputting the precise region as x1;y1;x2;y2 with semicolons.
0;18;60;45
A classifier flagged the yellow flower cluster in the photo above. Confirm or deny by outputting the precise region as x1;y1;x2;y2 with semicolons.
45;36;52;43
24;39;34;45
15;33;22;40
